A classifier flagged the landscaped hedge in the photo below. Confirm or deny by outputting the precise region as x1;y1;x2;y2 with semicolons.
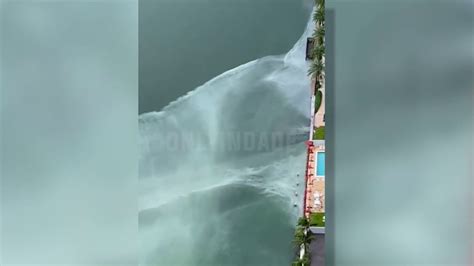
314;90;322;114
309;212;325;227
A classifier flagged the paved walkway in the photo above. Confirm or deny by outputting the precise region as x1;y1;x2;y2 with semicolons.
310;234;325;266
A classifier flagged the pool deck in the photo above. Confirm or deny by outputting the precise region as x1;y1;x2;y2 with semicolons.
304;142;325;216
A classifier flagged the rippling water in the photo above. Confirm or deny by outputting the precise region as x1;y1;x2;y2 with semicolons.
139;14;314;266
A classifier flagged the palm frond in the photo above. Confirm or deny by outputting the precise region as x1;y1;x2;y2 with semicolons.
312;44;325;60
313;9;325;23
311;30;324;48
312;27;324;45
308;60;325;77
315;27;325;40
297;217;310;227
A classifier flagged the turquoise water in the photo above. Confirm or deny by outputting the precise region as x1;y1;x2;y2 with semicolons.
317;152;325;176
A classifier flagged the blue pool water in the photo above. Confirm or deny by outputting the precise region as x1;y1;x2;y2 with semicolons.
317;152;325;176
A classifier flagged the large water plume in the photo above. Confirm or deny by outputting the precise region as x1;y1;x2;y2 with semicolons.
139;15;314;266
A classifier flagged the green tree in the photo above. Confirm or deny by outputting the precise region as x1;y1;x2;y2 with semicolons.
293;227;306;247
314;26;325;45
308;60;324;77
291;261;300;266
301;252;311;265
312;44;325;61
294;227;314;248
313;9;325;25
308;0;325;79
292;253;311;266
297;217;310;227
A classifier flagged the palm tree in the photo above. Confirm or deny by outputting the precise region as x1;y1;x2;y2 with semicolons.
292;260;305;266
308;0;325;82
312;44;325;61
308;60;324;77
293;227;306;247
301;252;311;265
314;26;325;45
315;60;325;73
297;217;310;227
313;9;325;25
294;227;314;247
292;252;311;266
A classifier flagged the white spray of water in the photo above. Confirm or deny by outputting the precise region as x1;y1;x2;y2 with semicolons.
139;13;315;265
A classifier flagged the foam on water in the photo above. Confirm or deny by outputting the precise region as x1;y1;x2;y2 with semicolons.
139;13;315;266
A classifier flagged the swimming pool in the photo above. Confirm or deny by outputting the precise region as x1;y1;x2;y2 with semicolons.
317;152;325;176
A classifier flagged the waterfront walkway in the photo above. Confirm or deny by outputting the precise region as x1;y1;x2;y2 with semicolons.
310;234;325;266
